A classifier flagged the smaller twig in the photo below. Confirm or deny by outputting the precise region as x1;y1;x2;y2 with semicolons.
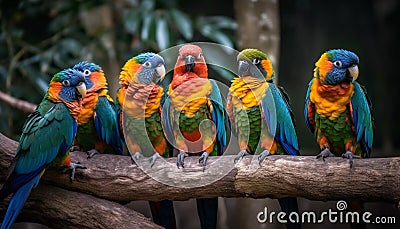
0;90;37;113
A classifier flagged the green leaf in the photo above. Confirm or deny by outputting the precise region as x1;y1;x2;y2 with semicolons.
156;14;170;51
124;9;141;33
141;13;154;41
198;25;233;48
169;9;193;40
200;16;237;30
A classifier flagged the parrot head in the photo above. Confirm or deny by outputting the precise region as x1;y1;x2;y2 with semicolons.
174;44;208;79
237;48;274;82
73;61;106;91
119;52;166;86
314;49;359;85
47;68;87;103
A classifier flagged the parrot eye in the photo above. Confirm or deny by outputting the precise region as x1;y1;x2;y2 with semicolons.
143;61;152;68
83;70;91;76
252;59;261;65
333;61;342;68
197;53;203;59
62;80;70;87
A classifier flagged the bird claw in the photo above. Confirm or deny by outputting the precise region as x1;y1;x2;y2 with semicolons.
149;152;162;168
234;150;249;164
70;145;81;152
341;151;360;168
86;149;99;159
258;150;271;166
199;152;209;172
177;151;188;169
316;148;335;162
62;161;87;182
131;152;143;165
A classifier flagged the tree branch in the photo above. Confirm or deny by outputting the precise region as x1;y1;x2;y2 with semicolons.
0;90;37;113
1;133;399;205
0;183;162;229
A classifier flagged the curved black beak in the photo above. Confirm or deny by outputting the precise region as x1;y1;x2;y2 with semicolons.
185;55;195;72
238;60;250;77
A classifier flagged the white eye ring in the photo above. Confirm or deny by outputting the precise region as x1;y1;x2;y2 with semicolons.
252;59;260;64
197;53;203;59
143;61;152;68
179;53;185;60
62;80;70;86
83;70;91;76
333;60;342;68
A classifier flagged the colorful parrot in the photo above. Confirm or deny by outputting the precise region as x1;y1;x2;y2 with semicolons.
116;52;176;229
71;62;123;158
0;69;86;229
304;49;373;168
162;44;229;229
227;48;300;229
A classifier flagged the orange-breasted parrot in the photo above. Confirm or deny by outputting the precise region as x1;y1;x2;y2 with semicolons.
71;62;123;158
227;48;300;229
304;49;373;168
0;69;87;229
162;44;229;229
116;53;176;229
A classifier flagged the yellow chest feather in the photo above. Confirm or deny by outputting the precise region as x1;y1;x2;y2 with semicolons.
229;77;269;110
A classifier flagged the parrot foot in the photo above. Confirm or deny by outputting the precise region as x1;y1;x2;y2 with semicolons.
70;146;81;152
131;152;143;165
86;149;100;159
341;151;360;168
177;151;188;169
199;152;209;172
258;150;271;166
149;152;162;168
316;148;335;161
234;149;249;164
62;162;87;182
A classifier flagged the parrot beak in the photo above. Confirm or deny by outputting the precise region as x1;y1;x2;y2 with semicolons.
155;63;166;82
75;82;87;99
346;64;359;83
238;60;250;77
185;55;195;72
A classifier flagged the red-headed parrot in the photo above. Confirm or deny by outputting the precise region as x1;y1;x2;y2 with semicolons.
162;44;229;229
116;53;176;229
304;49;373;168
0;69;86;229
227;48;300;229
71;62;123;158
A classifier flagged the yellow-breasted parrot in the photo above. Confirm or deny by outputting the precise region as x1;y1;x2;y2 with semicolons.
304;49;373;167
71;62;123;158
162;44;229;229
116;53;176;229
227;48;300;229
0;69;87;229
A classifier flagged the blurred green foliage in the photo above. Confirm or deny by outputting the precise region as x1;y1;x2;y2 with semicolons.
0;0;236;138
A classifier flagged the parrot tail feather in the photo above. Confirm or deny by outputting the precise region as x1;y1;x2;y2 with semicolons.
278;197;301;229
1;175;41;229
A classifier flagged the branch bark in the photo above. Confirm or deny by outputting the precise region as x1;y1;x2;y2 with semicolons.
1;133;400;205
0;183;162;229
0;90;36;113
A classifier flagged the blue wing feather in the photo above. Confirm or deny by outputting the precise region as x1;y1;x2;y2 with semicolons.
262;84;299;156
351;82;373;157
0;102;77;229
209;79;230;155
161;94;175;147
94;96;123;155
304;79;314;132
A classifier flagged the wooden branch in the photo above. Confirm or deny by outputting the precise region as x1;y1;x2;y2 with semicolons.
0;183;162;229
1;133;400;205
0;90;36;113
